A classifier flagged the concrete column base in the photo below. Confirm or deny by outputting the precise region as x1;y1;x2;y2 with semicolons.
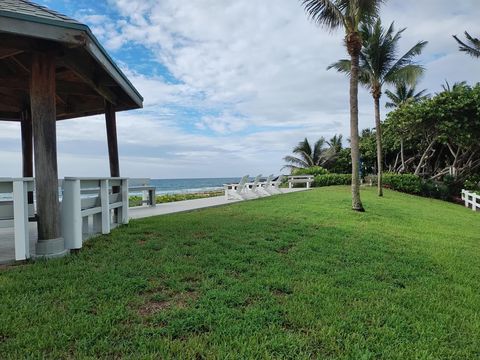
33;237;69;259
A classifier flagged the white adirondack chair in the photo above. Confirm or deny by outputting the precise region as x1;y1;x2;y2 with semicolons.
257;175;274;196
224;175;250;200
244;174;262;199
266;175;285;195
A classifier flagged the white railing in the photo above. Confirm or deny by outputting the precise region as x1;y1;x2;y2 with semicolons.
61;177;129;250
461;189;480;211
0;178;34;260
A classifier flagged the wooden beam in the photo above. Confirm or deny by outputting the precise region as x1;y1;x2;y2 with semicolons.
10;55;30;73
60;52;118;105
0;34;60;53
30;51;62;242
0;103;22;112
0;18;86;48
20;110;34;205
105;101;120;178
0;49;23;60
0;111;20;121
20;110;33;177
56;94;67;106
0;87;25;108
0;76;101;97
13;52;32;73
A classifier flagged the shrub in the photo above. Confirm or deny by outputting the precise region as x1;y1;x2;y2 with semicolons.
464;175;480;192
381;173;458;200
382;173;422;194
420;180;451;200
292;166;329;177
314;174;352;187
129;191;224;207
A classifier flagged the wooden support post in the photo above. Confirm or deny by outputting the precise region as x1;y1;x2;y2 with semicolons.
105;101;121;221
30;52;66;257
20;110;34;205
21;110;33;178
105;101;120;179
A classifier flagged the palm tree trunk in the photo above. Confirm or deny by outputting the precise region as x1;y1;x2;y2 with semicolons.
373;94;383;196
400;137;405;172
348;37;364;212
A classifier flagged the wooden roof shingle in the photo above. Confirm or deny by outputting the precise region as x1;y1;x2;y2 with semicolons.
0;0;80;26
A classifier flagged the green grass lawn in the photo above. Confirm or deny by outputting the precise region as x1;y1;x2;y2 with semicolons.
1;186;479;359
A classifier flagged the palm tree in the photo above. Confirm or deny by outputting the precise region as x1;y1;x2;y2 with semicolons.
385;81;429;172
385;82;429;108
301;0;385;211
282;137;332;171
453;31;480;58
327;134;343;152
440;80;468;93
328;20;427;196
322;134;344;168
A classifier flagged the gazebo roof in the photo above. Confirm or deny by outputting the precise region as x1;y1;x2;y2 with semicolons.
0;0;143;121
0;0;82;25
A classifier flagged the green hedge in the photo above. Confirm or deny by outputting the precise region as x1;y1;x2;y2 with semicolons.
292;166;329;177
314;174;352;187
382;173;422;194
378;173;458;201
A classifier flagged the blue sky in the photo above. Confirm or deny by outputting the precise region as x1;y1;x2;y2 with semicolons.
0;0;479;178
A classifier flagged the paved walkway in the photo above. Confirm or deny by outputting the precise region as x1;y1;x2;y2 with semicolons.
0;188;309;264
0;224;38;265
130;188;308;219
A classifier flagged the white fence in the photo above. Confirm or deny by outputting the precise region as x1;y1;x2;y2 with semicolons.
1;177;133;262
0;178;34;261
461;189;480;211
61;177;129;250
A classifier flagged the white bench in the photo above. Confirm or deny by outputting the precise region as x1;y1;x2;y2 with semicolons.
461;189;480;211
129;178;156;207
61;178;129;250
288;175;314;189
0;178;34;260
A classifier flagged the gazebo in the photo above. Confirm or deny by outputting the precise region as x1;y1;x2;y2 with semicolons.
0;1;143;258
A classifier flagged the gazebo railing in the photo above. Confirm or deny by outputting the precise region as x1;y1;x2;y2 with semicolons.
61;177;129;250
0;178;34;261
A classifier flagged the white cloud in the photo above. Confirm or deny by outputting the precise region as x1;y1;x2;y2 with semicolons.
0;0;479;179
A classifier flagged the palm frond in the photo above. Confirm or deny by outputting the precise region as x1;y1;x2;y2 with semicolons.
384;40;428;85
301;0;385;33
385;64;425;85
453;31;480;58
282;155;310;169
441;80;468;93
337;19;428;95
312;137;327;164
301;0;345;30
327;59;351;73
385;82;429;109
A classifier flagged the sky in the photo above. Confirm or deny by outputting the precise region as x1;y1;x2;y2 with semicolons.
0;0;479;179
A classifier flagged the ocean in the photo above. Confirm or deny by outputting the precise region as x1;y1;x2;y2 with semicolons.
148;177;241;194
0;177;242;200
